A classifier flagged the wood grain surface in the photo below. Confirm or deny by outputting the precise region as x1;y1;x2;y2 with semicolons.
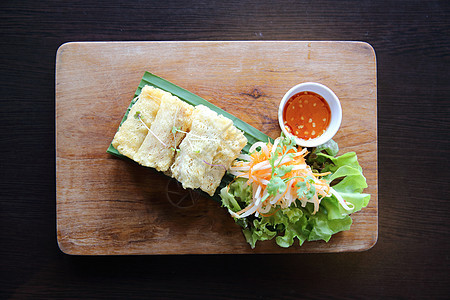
56;41;377;254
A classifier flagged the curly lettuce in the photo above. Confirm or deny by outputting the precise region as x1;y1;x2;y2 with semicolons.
220;140;370;248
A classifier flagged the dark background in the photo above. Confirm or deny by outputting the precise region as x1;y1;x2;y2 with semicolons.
1;0;449;298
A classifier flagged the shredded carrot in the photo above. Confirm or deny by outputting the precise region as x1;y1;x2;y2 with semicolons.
259;207;281;217
228;137;334;218
236;203;255;215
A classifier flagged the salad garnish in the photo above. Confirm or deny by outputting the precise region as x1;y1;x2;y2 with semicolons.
220;135;370;248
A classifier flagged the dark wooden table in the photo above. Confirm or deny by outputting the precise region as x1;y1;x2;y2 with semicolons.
1;0;449;298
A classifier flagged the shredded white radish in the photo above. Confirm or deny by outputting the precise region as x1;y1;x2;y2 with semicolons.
229;165;250;171
252;160;271;171
270;138;280;155
227;137;352;219
239;205;259;218
249;141;269;155
330;188;354;211
290;164;308;171
225;138;354;218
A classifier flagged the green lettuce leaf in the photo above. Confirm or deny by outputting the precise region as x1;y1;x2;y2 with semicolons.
318;151;362;173
220;178;252;212
219;146;371;248
313;139;339;156
307;209;352;242
275;207;310;247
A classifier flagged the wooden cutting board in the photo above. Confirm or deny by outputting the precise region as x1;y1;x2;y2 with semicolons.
56;41;377;255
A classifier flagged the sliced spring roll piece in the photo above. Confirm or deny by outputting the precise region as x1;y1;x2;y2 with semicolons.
111;85;168;160
134;93;194;172
201;122;248;194
171;105;247;196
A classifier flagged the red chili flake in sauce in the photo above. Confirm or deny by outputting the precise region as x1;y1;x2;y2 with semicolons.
283;91;331;140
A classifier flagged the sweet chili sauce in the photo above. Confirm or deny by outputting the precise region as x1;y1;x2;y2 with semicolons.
283;91;331;140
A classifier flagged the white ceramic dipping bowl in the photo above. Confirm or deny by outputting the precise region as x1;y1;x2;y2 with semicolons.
278;82;342;148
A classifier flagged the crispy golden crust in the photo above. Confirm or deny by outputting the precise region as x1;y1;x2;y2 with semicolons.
171;105;247;196
114;87;247;196
111;86;166;159
134;94;194;172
